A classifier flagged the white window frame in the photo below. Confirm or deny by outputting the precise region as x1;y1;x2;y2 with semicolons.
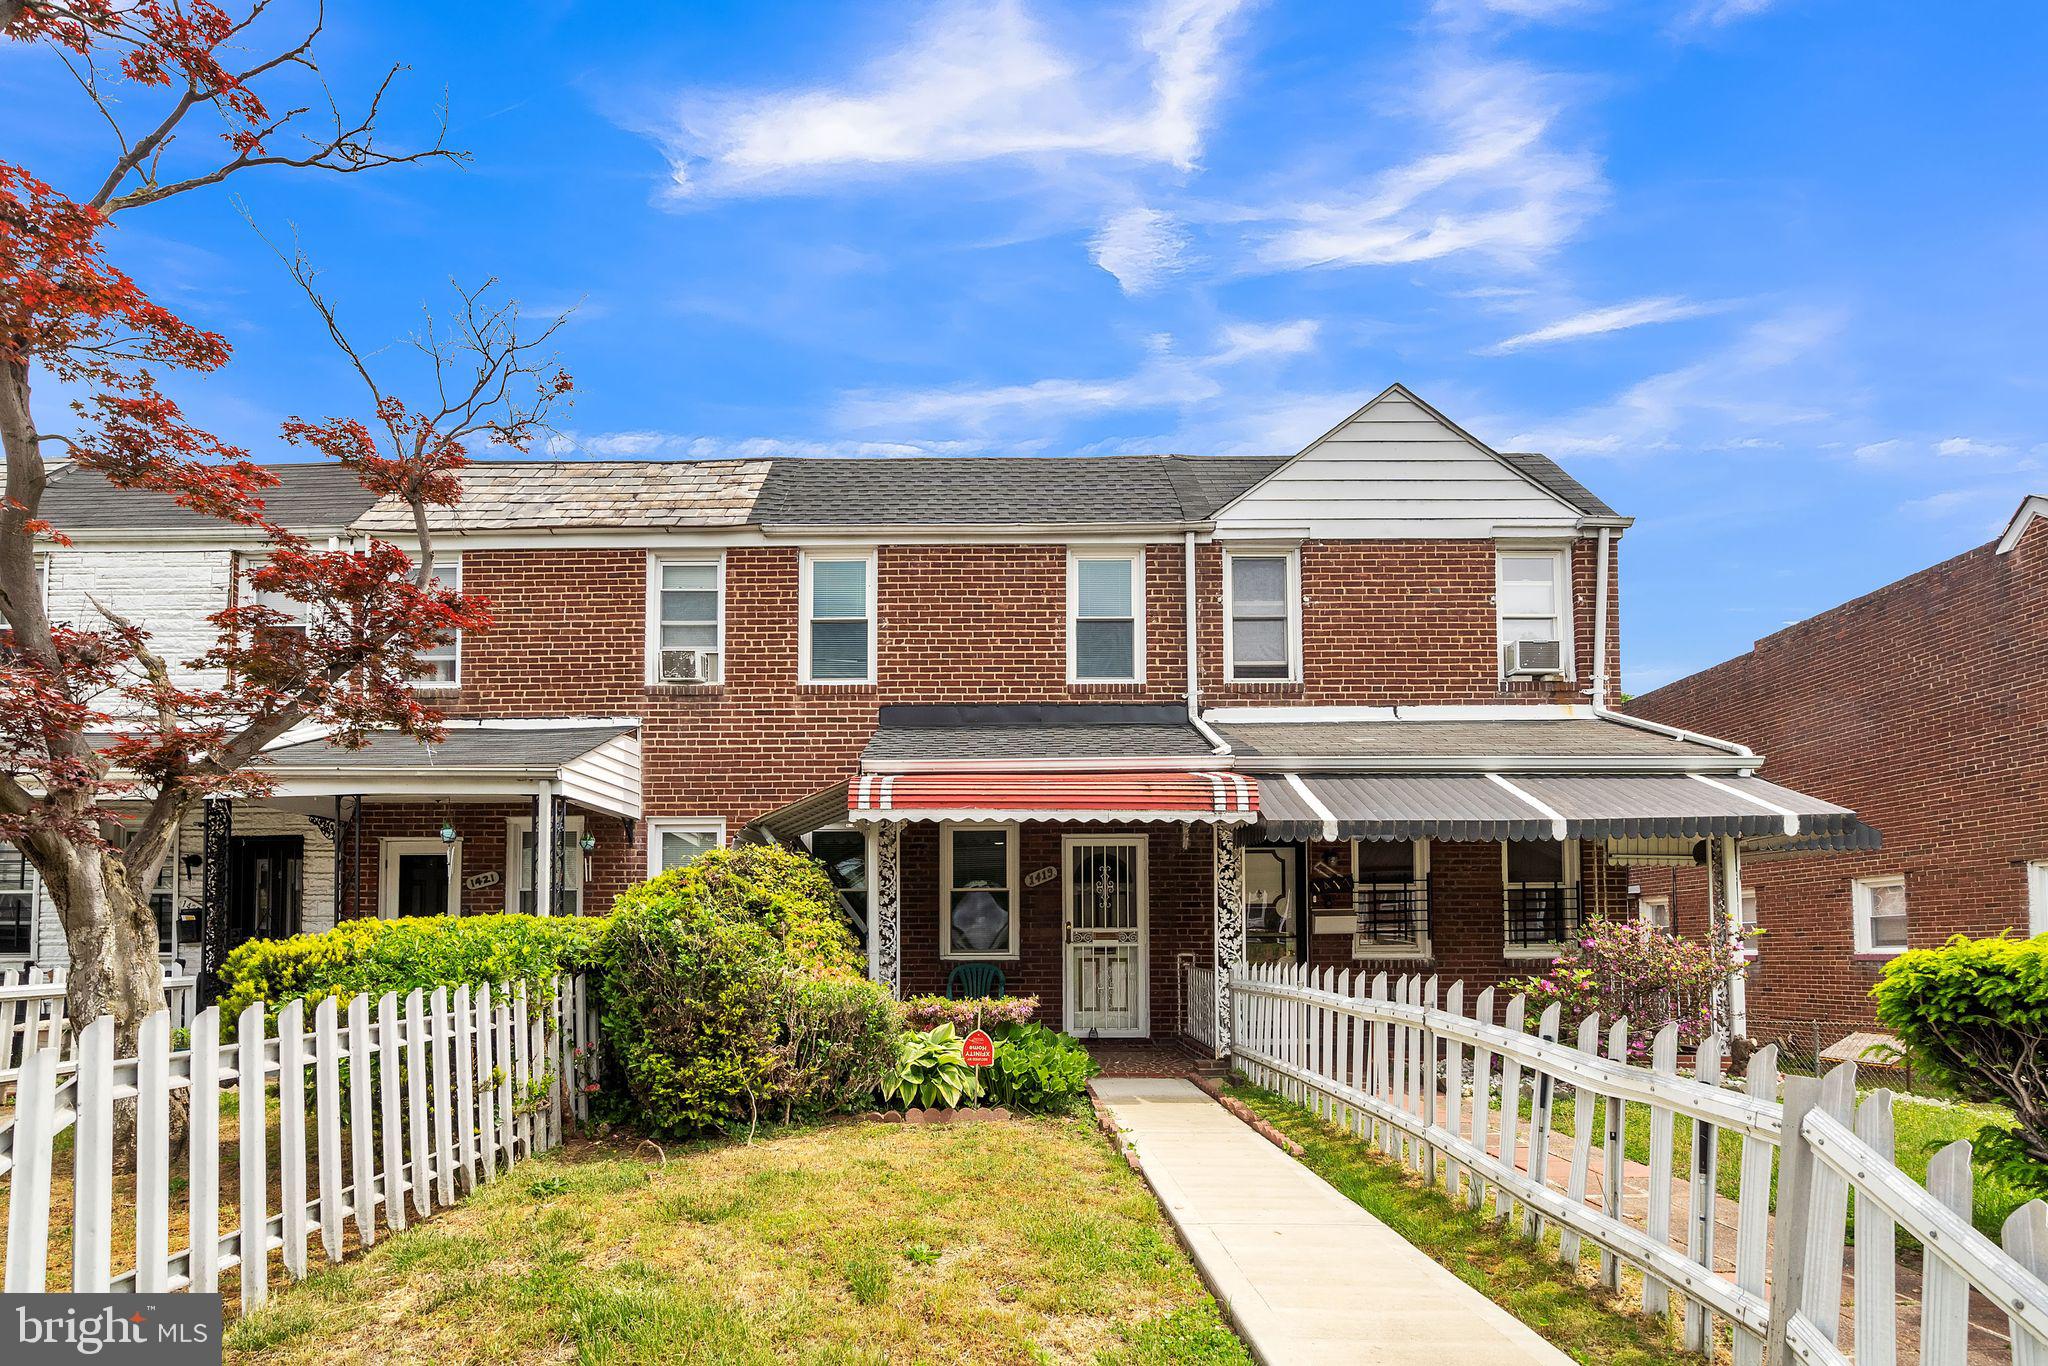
1739;887;1760;957
413;556;462;690
799;550;876;686
1852;874;1909;956
1344;837;1431;960
0;841;38;960
378;837;461;919
939;820;1021;962
1495;545;1573;680
1639;895;1673;933
2030;860;2048;938
645;552;725;685
1066;548;1146;684
1222;545;1302;684
646;818;727;877
1502;837;1582;959
241;555;313;642
505;814;586;915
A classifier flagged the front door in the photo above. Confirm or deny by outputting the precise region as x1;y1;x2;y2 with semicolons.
1063;835;1148;1038
228;835;303;948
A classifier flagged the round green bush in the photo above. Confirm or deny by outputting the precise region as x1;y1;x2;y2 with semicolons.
598;843;896;1134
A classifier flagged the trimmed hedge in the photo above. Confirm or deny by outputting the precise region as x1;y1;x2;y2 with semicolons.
899;994;1038;1033
1872;933;2048;1184
216;913;606;1026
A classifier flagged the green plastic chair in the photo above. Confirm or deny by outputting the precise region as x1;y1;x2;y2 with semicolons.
946;963;1006;1000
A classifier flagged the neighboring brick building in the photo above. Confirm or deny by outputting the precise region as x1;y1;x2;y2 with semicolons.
8;385;1875;1052
1626;495;2048;1039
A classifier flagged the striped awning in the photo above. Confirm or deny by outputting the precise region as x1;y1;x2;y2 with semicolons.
849;770;1258;824
1257;770;1877;848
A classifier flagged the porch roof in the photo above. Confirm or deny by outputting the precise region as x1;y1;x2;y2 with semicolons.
1214;714;1748;770
1256;769;1877;849
257;720;642;819
848;770;1256;825
860;704;1221;768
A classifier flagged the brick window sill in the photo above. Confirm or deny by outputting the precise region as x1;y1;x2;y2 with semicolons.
1068;682;1151;696
799;682;878;695
1215;682;1306;698
644;683;725;700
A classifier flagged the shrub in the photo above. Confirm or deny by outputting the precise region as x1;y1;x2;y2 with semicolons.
217;912;606;1027
598;843;895;1134
879;1023;983;1110
898;994;1038;1033
985;1022;1096;1113
1506;916;1745;1061
1873;934;2048;1186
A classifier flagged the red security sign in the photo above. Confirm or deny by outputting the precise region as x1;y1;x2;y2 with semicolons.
962;1029;994;1068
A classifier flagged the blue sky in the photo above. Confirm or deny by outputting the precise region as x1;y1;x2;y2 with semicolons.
7;0;2045;689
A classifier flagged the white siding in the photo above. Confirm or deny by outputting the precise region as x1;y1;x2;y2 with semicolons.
44;546;235;693
1215;391;1583;539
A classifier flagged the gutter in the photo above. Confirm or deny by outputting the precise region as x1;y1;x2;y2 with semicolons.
1184;531;1232;757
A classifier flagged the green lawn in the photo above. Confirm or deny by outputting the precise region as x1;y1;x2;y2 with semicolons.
224;1114;1248;1365
1227;1081;1697;1366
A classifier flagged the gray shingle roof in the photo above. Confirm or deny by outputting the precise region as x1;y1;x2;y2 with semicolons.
262;724;634;771
1215;717;1736;761
753;455;1286;527
40;463;381;534
350;461;768;532
863;704;1217;763
1497;452;1619;519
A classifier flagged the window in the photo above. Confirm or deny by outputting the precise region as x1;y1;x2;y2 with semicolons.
1639;895;1672;933
0;843;34;957
415;559;461;688
649;556;723;684
1853;875;1908;955
1497;549;1569;677
1068;551;1144;682
1739;888;1759;955
802;553;874;684
647;819;725;876
507;816;584;916
1243;846;1299;965
1352;839;1429;958
243;557;310;646
2028;861;2048;937
1225;550;1298;682
941;823;1018;960
806;828;870;949
1503;839;1581;954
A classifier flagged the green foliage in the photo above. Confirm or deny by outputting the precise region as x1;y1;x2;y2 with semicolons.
985;1021;1097;1114
879;1023;983;1110
217;913;606;1026
899;994;1038;1032
1873;934;2048;1186
599;843;895;1135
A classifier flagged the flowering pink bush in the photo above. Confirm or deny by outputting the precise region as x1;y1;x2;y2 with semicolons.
899;994;1038;1033
1507;918;1747;1060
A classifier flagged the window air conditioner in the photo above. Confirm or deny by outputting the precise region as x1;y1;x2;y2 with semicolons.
1505;638;1563;677
660;648;709;684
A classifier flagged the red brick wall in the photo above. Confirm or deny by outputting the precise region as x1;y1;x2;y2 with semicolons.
895;821;1218;1039
338;801;641;920
1626;516;2048;1028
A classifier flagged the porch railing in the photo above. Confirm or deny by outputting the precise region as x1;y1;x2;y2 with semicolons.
1504;883;1583;949
1183;962;1216;1052
1228;963;2048;1365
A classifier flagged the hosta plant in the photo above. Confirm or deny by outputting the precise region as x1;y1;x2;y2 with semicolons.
880;1024;984;1110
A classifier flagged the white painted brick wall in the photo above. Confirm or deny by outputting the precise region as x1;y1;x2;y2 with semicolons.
43;545;235;692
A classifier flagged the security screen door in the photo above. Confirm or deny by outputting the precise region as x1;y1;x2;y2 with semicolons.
1063;835;1148;1037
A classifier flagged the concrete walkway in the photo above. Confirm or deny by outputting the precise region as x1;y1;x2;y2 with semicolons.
1094;1077;1572;1366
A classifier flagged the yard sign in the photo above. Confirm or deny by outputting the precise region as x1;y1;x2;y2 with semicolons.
962;1029;994;1067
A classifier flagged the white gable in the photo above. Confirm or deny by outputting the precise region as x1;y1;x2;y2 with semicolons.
1214;386;1586;539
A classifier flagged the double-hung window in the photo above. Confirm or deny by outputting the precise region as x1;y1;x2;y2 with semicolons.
2030;861;2048;937
0;844;34;957
941;823;1018;960
650;556;723;684
802;553;874;684
1639;895;1673;933
415;558;461;688
507;815;583;916
1497;549;1568;677
244;558;310;648
1503;839;1581;954
1225;550;1297;682
1069;551;1143;683
648;819;725;876
1852;875;1908;955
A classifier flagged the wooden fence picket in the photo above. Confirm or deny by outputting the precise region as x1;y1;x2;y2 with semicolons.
314;996;344;1262
4;1043;58;1291
238;1000;269;1310
453;984;477;1192
1559;1013;1600;1265
1444;981;1468;1200
135;1010;172;1293
278;998;309;1281
2004;1202;2048;1366
1731;1044;1779;1366
1467;986;1495;1213
347;993;378;1248
1522;1001;1560;1240
377;992;407;1234
406;988;431;1216
71;1016;114;1293
1920;1142;1974;1366
1599;1015;1629;1292
1683;1033;1725;1352
1499;994;1526;1224
431;986;457;1204
1854;1088;1898;1366
1800;1063;1857;1342
476;984;498;1183
1642;1023;1680;1316
188;1007;222;1292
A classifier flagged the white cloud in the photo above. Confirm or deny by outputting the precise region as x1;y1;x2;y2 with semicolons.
1090;206;1190;293
1851;438;1907;463
836;318;1318;435
1252;59;1605;274
1683;0;1778;27
652;0;1250;199
1936;436;2016;459
1486;296;1726;352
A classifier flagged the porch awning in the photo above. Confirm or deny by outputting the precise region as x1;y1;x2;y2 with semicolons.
257;721;643;820
1257;769;1877;849
848;771;1257;824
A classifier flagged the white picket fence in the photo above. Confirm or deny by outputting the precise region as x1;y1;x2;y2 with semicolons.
1230;963;2048;1365
1;966;198;1083
0;974;600;1310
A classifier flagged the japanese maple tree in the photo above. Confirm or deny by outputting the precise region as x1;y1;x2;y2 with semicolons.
1;1;569;1054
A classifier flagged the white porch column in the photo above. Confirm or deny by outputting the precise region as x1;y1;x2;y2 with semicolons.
1212;823;1246;1057
1706;834;1748;1038
871;821;901;997
532;783;558;918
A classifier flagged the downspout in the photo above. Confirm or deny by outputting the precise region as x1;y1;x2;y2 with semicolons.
1184;531;1230;755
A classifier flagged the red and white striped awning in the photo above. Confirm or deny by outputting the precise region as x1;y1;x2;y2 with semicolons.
849;770;1258;824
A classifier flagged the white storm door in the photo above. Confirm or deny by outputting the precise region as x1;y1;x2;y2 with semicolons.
1063;835;1148;1038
